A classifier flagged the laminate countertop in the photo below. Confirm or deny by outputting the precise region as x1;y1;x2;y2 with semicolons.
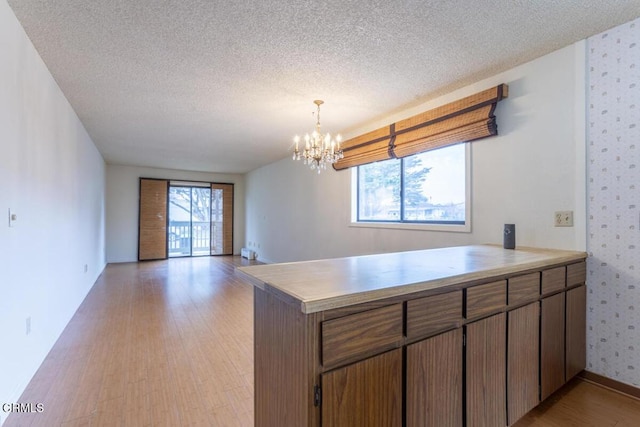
237;245;587;314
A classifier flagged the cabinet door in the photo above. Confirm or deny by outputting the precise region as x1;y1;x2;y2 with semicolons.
507;302;540;425
407;328;462;427
466;313;506;427
541;292;565;400
566;285;587;380
321;348;402;427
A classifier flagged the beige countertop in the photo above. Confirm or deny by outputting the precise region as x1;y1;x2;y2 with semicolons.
238;245;587;314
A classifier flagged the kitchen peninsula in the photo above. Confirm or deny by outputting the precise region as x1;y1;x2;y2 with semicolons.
238;245;588;427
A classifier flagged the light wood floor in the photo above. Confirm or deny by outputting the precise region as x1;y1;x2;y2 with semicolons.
6;256;259;427
513;378;640;426
6;256;640;426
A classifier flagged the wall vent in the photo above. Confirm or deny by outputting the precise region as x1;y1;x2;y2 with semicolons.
241;248;256;260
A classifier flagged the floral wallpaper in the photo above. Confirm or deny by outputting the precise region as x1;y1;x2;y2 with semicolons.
587;18;639;387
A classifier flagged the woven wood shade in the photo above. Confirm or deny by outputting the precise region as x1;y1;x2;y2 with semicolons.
333;127;394;170
333;84;508;170
138;178;168;261
211;183;234;255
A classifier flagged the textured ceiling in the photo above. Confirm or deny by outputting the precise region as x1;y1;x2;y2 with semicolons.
7;0;640;173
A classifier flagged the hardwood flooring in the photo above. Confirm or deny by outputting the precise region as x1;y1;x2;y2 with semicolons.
6;256;258;427
6;256;640;426
513;378;640;427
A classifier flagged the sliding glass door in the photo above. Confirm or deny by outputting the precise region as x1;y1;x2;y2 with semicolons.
168;185;211;257
138;178;233;259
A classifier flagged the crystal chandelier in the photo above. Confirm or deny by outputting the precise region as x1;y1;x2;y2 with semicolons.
292;100;343;173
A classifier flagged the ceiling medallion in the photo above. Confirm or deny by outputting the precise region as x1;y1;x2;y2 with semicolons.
292;100;343;173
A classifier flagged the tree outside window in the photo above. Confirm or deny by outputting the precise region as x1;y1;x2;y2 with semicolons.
357;144;466;224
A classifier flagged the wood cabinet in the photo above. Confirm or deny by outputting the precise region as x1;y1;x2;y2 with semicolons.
541;292;566;400
542;266;566;295
508;272;540;307
507;302;540;425
466;280;506;320
406;291;462;339
407;328;463;426
566;284;587;380
540;274;587;403
253;288;317;427
321;304;403;369
322;349;402;427
466;313;506;427
243;246;587;427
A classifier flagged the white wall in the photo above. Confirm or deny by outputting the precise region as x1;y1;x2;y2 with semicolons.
245;42;587;264
0;1;106;422
106;164;245;263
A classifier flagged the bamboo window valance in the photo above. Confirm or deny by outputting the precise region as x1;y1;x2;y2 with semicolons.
333;84;508;170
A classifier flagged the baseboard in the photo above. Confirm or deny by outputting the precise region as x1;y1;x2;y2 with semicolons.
580;370;640;400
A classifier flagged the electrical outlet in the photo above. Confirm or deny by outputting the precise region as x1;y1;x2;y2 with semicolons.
26;316;31;335
84;264;88;273
554;211;574;227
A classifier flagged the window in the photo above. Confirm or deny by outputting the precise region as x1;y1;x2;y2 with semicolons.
354;143;469;229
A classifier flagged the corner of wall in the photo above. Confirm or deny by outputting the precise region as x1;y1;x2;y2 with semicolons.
574;39;588;251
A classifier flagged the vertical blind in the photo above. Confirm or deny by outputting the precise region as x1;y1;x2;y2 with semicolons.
334;84;508;170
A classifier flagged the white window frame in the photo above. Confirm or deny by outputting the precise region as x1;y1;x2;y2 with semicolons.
349;143;472;233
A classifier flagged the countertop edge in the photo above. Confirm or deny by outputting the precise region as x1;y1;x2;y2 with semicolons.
235;268;266;290
240;247;588;315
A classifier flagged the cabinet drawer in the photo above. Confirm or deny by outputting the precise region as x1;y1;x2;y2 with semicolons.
466;280;506;319
406;291;462;340
567;261;586;287
541;266;566;295
322;303;403;369
508;273;540;306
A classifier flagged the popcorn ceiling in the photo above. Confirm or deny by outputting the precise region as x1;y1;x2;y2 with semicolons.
7;0;640;173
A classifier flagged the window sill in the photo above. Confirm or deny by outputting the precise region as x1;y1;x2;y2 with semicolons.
349;221;471;233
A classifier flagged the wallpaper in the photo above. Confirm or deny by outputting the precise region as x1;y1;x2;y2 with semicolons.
587;18;640;387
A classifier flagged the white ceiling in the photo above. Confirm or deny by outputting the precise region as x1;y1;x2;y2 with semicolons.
7;1;640;174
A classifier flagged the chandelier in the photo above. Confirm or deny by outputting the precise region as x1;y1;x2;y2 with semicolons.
292;100;343;173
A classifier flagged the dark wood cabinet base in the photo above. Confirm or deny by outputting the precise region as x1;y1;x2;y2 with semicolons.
247;248;587;426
